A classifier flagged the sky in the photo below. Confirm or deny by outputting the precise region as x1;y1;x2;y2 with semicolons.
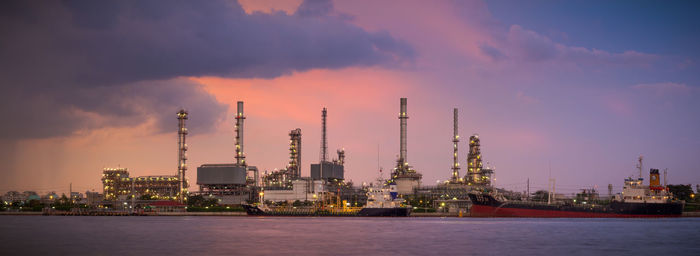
1;0;699;196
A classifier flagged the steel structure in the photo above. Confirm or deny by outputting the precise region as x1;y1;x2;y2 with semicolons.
320;108;328;163
336;149;345;166
466;134;484;185
235;101;246;166
399;98;408;165
391;98;422;194
451;108;460;183
177;109;188;203
102;168;179;201
289;128;302;178
196;101;260;204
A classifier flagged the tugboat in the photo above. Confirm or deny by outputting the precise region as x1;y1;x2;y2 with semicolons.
469;158;684;218
357;181;411;217
242;181;411;217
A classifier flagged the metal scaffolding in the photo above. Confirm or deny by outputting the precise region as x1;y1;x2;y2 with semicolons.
320;107;328;163
451;108;460;183
235;101;246;166
289;128;302;178
466;134;483;185
177;109;188;203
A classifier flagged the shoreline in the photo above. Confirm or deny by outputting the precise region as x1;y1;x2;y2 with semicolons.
2;211;699;217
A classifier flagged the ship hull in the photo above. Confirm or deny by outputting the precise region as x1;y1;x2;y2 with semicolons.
242;205;357;216
242;204;410;217
468;194;683;218
357;207;411;217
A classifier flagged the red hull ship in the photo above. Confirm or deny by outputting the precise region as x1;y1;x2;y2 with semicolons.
468;193;683;218
468;159;684;218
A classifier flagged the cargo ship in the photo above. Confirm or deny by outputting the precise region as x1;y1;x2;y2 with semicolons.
243;182;411;217
469;161;684;218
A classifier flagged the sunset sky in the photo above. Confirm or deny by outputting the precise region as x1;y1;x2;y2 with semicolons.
1;0;699;196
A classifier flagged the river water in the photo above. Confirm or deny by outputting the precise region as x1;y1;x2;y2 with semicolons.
1;216;698;255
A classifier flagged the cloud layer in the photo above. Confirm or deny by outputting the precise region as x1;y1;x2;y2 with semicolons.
0;0;413;139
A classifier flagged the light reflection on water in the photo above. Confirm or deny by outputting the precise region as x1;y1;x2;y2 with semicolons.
1;216;698;255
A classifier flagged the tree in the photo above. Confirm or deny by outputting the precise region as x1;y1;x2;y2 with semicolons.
187;195;205;207
59;194;69;205
667;184;693;201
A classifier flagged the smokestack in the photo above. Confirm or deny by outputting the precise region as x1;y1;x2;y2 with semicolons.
399;98;408;163
320;108;328;163
452;108;460;182
177;109;188;203
235;101;246;166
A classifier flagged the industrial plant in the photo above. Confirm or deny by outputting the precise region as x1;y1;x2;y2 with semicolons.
22;97;507;214
3;96;694;218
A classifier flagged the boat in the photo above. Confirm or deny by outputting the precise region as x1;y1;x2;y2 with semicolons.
357;181;411;217
241;203;359;216
242;181;411;217
469;159;684;218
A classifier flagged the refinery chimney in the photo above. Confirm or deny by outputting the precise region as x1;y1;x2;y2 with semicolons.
320;107;328;163
392;98;421;194
399;98;408;164
235;101;246;166
451;108;460;183
177;109;188;203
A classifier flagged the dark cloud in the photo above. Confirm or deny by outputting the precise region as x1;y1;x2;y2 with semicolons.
0;0;414;139
296;0;334;17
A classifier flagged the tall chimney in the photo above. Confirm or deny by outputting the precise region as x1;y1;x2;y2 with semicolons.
452;108;460;182
399;98;408;164
320;108;328;163
177;109;188;203
235;101;246;166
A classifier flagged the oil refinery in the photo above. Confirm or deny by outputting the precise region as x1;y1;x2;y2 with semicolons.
33;97;678;217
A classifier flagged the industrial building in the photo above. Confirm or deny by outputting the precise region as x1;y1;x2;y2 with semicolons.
310;108;345;181
261;128;302;189
195;101;260;205
262;107;359;204
101;168;180;201
465;134;493;187
101;109;191;202
390;98;422;194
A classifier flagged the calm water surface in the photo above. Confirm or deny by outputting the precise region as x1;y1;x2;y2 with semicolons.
1;216;699;255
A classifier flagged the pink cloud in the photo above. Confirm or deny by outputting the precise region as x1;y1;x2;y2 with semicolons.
238;0;303;14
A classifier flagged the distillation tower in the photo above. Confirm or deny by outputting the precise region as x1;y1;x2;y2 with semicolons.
289;128;302;178
235;101;246;166
450;108;461;183
177;109;188;203
320;108;328;163
392;98;422;194
466;134;482;185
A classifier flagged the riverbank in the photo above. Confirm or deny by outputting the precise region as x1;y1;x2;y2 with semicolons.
4;211;699;217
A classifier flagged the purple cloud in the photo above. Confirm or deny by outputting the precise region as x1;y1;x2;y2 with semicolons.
0;0;414;139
